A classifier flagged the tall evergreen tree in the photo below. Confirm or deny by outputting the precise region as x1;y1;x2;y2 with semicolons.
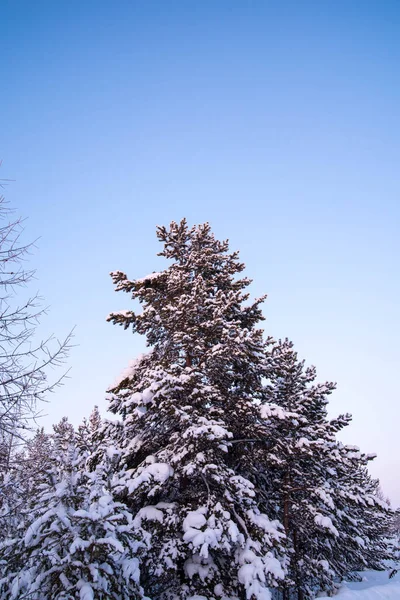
260;338;394;599
104;220;285;600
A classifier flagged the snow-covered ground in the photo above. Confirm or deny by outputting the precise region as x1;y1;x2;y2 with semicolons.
318;569;400;599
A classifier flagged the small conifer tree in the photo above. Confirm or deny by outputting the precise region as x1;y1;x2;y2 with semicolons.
0;418;144;599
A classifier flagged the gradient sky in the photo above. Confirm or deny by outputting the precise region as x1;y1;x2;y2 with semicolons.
2;1;399;504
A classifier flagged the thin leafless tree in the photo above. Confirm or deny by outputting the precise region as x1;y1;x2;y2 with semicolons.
0;181;72;471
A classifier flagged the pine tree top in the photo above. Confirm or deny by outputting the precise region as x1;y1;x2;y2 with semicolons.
107;219;268;379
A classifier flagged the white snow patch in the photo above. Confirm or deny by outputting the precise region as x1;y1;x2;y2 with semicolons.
314;513;339;537
135;271;163;283
127;462;173;493
79;582;94;600
183;509;207;532
135;505;164;525
319;571;400;600
260;403;297;421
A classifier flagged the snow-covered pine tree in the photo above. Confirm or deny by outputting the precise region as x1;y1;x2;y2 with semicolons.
76;406;102;463
0;417;145;599
104;220;285;600
328;446;395;578
260;338;394;599
0;427;54;553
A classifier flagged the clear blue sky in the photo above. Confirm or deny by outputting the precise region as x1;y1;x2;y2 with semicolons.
2;1;399;504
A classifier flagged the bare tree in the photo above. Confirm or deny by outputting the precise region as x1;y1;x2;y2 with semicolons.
0;182;72;471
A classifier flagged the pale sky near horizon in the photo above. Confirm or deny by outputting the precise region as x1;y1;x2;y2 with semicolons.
2;1;400;504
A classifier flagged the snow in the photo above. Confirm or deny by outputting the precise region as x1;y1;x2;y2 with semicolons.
318;569;400;600
236;548;278;600
182;517;222;557
78;582;94;600
135;505;164;525
183;509;207;532
260;403;298;421
315;487;335;510
127;462;174;493
184;553;216;580
297;437;311;448
96;537;125;553
355;536;366;548
70;537;90;553
135;271;163;283
182;417;233;441
314;513;339;536
328;584;400;599
112;309;132;318
24;509;55;545
247;510;283;539
182;505;244;560
121;557;140;583
105;444;120;459
318;560;334;575
230;475;256;499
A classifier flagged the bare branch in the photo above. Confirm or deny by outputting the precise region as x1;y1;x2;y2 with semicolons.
0;190;72;459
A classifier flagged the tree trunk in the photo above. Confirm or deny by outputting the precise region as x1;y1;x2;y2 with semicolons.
293;528;303;600
282;588;289;600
